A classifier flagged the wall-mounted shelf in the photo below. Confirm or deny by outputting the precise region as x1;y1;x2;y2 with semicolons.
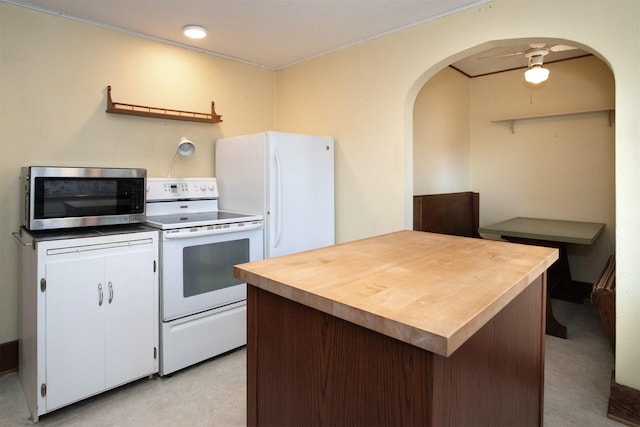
491;108;614;133
106;86;222;124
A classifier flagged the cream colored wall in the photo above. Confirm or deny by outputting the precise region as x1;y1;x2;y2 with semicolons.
2;0;639;393
471;56;615;283
275;35;412;241
275;1;640;390
0;4;275;344
413;67;470;195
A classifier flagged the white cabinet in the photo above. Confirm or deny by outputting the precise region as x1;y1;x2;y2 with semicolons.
16;228;159;422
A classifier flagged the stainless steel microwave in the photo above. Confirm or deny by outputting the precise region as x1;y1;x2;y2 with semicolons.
21;166;147;231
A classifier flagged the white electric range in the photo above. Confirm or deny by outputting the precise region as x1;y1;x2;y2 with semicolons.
146;177;263;376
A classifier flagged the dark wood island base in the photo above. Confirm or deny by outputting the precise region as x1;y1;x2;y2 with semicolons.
247;276;545;426
236;231;557;426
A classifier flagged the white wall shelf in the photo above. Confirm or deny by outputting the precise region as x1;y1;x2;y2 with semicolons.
491;108;614;133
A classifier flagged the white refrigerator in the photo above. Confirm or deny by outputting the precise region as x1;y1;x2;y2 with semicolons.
215;131;334;258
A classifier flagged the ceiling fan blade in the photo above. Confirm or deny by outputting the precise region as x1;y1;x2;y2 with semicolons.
476;50;524;60
549;44;577;52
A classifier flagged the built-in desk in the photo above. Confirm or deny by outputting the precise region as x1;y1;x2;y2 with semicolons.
479;217;605;338
235;230;557;426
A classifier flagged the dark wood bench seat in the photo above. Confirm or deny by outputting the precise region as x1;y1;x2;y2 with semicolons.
591;255;616;348
413;191;480;238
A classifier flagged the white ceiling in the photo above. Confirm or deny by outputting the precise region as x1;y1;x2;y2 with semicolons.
7;0;489;70
6;0;588;74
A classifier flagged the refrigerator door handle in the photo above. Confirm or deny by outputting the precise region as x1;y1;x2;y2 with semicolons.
274;150;283;248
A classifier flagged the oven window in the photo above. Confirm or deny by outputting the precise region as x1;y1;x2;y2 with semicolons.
182;239;249;297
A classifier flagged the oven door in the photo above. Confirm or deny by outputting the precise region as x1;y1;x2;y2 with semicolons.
159;221;263;321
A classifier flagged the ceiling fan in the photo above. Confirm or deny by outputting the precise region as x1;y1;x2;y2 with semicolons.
479;43;578;60
480;43;578;84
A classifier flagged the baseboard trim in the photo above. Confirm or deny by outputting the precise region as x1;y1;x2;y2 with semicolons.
609;371;640;427
0;340;18;374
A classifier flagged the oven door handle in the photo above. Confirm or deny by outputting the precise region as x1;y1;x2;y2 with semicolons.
163;222;263;239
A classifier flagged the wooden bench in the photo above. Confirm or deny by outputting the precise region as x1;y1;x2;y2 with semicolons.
413;192;480;238
591;255;616;348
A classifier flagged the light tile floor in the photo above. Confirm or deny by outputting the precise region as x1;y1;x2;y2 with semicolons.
544;299;620;426
0;299;622;426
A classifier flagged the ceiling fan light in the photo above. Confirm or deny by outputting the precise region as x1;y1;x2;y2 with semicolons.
525;65;550;84
183;25;207;39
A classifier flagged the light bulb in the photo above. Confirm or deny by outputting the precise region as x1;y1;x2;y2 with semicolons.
524;66;550;84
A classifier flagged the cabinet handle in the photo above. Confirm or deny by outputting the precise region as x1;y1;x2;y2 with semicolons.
98;283;103;306
108;281;114;304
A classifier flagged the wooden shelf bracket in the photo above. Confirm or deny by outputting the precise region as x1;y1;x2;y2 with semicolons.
106;85;222;124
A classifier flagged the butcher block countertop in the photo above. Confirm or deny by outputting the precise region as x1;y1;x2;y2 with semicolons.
234;230;558;357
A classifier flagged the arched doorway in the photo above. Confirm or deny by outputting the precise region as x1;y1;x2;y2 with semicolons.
411;38;615;284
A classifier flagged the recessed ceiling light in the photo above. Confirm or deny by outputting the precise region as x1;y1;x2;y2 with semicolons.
183;25;207;39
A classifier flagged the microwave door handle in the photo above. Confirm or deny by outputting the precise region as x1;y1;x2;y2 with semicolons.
274;150;283;248
163;222;263;239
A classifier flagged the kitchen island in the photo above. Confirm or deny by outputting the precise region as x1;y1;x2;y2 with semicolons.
234;230;558;426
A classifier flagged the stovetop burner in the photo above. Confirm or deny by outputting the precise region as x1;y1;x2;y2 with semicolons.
145;177;263;230
146;210;262;230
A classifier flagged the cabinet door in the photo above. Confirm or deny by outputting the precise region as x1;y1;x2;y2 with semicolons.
104;245;156;388
45;256;106;411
